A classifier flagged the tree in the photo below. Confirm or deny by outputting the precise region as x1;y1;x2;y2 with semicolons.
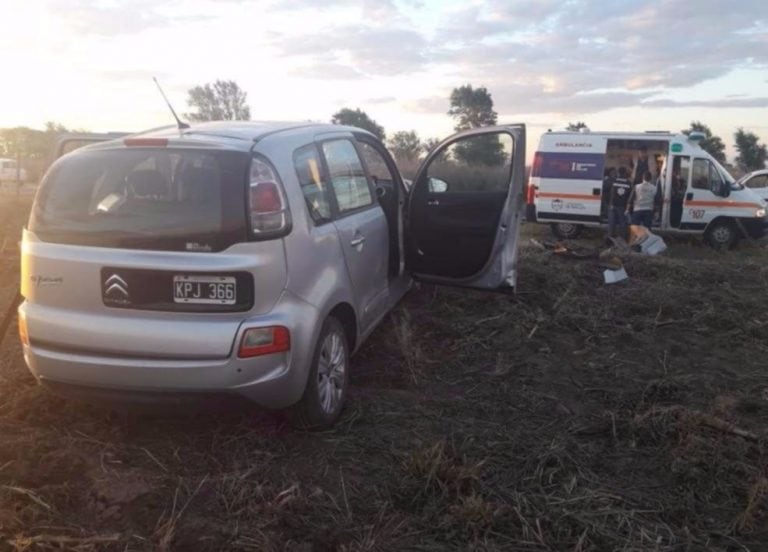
186;80;251;122
682;121;726;164
331;108;385;140
566;121;589;132
448;84;497;131
424;137;442;154
447;84;503;165
734;128;767;172
387;131;422;163
0;122;80;183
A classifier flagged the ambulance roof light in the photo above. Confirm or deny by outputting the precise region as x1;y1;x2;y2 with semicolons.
687;131;706;142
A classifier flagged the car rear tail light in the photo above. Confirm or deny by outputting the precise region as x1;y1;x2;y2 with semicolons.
18;311;29;347
238;326;290;358
249;157;291;236
526;181;537;204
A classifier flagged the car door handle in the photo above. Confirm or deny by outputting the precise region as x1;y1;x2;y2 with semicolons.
427;199;440;206
349;236;366;247
686;193;693;201
592;188;601;196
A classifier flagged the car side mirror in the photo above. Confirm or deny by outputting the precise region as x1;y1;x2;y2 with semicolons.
428;177;448;193
713;181;730;197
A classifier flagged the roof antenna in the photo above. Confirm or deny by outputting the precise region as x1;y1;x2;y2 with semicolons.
153;77;190;130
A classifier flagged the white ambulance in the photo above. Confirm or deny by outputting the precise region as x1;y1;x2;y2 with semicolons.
526;130;768;249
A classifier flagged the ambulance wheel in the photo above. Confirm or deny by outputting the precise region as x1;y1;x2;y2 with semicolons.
551;223;582;240
705;219;738;250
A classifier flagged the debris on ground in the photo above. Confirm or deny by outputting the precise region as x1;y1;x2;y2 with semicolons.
629;225;668;255
1;201;768;550
602;265;628;284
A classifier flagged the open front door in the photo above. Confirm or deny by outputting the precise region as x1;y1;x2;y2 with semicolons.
406;125;526;289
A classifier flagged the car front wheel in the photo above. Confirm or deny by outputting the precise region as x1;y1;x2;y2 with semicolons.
705;219;739;250
289;316;349;430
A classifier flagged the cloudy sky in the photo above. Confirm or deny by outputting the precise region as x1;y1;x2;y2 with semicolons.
1;0;767;162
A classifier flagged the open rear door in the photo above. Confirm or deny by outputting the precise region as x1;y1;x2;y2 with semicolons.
406;125;526;289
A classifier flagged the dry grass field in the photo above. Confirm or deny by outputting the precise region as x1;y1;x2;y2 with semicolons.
1;196;767;551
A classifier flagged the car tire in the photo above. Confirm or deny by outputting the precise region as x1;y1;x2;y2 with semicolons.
550;222;582;240
705;219;739;250
289;316;349;430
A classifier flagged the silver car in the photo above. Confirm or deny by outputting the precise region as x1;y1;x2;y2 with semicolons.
19;121;526;428
737;169;768;204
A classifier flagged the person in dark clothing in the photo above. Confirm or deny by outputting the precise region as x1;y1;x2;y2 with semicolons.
632;146;650;184
670;168;686;227
607;167;631;239
601;167;616;221
652;169;664;226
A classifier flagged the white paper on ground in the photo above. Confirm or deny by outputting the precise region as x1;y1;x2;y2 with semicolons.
639;233;667;255
603;267;629;284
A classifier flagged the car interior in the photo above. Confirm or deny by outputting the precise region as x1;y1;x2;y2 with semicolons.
408;132;514;279
355;137;402;280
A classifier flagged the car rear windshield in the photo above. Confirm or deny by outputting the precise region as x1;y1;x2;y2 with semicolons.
30;148;251;252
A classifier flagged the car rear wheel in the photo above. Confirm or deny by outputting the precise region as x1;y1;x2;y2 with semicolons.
705;219;739;250
550;222;582;240
289;316;349;430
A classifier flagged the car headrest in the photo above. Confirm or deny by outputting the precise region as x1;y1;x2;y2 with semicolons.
126;169;167;198
180;166;218;201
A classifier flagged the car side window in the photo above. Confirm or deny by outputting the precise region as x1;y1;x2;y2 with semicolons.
746;175;768;189
321;139;373;213
425;132;513;192
358;142;396;185
293;144;332;223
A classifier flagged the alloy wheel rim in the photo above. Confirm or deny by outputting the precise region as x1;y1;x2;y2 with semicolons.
559;223;576;235
317;331;346;414
713;226;731;243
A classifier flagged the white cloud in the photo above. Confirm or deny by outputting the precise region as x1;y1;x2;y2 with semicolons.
1;0;767;157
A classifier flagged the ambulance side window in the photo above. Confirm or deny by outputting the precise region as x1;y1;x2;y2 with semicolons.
677;156;691;185
691;159;711;190
708;163;724;193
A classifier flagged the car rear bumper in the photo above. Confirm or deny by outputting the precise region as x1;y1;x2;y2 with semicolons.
20;291;321;409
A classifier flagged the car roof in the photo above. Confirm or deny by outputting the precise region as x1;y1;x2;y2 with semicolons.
75;121;375;154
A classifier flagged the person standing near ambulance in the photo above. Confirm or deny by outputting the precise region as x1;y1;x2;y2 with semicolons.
607;167;632;239
627;171;656;228
631;146;657;185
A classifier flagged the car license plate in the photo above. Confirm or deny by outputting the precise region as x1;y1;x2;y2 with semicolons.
173;275;237;305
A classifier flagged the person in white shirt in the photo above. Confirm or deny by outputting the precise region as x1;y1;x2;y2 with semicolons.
627;171;656;228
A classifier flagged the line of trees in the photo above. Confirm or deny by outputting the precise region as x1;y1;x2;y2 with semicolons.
331;84;504;169
0;122;75;182
5;79;766;183
180;80;767;174
333;97;766;174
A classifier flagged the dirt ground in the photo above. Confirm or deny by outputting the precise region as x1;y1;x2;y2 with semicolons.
1;196;768;551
